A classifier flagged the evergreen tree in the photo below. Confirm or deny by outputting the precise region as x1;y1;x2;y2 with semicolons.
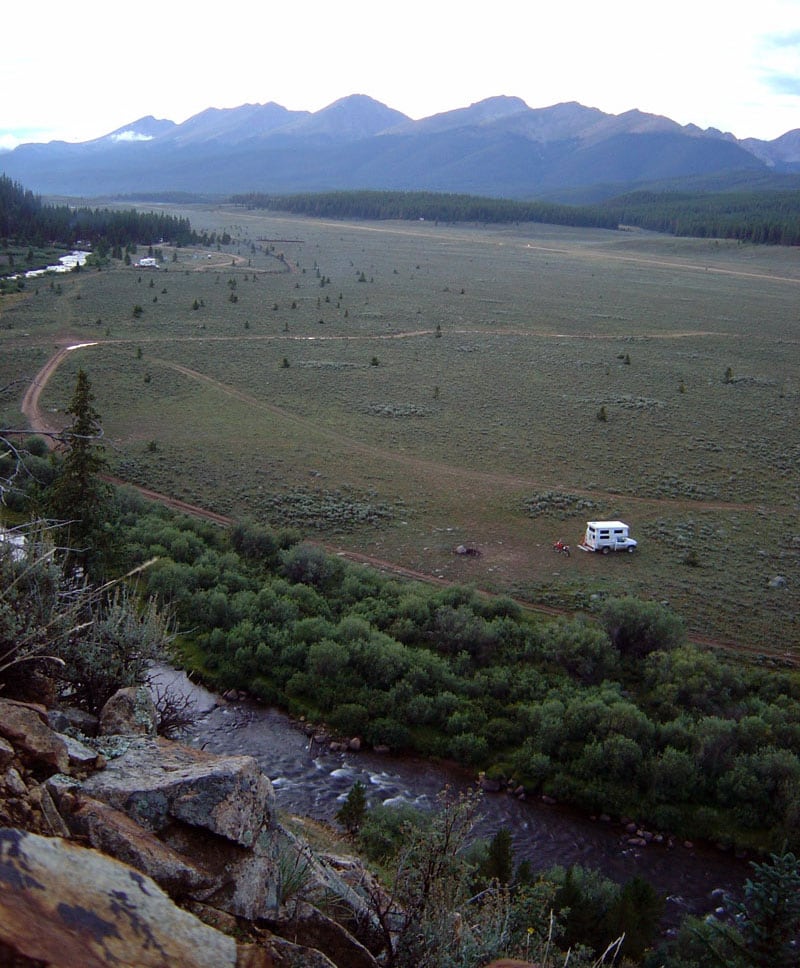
479;828;515;885
724;851;800;968
48;369;114;576
336;780;368;835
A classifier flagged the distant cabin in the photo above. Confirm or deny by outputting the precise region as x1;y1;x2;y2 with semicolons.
136;258;159;269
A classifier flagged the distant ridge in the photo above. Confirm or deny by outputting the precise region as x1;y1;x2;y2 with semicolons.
1;94;797;199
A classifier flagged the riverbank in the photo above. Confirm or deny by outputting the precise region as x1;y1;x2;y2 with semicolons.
152;665;750;932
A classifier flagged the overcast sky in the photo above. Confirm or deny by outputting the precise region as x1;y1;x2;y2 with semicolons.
2;0;799;151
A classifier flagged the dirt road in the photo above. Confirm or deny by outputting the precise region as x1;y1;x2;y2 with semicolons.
20;342;94;440
19;340;786;664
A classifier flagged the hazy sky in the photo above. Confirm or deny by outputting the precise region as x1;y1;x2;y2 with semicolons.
2;0;799;150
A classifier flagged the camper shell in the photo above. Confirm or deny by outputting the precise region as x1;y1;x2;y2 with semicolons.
579;520;637;554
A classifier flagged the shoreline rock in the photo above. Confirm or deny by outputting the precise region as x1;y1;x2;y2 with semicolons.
0;690;384;967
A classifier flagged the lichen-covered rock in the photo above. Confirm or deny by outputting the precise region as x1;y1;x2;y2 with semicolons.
81;737;274;845
79;736;281;920
99;685;158;736
0;827;238;968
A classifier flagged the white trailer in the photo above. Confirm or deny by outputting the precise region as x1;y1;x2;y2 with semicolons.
578;520;637;554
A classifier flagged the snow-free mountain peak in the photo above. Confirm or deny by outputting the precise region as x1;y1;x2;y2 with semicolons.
3;94;798;198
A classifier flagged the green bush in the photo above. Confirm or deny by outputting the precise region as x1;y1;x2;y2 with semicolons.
329;702;370;736
366;716;412;750
357;802;427;862
600;596;685;659
56;588;170;713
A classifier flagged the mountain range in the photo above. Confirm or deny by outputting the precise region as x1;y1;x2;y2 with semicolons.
3;94;800;201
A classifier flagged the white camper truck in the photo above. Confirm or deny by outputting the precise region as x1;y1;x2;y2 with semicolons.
579;520;637;554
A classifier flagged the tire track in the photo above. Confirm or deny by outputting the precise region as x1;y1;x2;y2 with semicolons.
19;341;793;662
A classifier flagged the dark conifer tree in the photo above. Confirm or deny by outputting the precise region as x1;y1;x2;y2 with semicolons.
48;369;115;577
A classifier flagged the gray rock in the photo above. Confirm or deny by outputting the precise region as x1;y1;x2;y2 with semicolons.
59;732;106;771
46;708;70;732
44;772;81;805
769;575;788;589
81;737;275;846
78;736;281;920
48;705;100;737
99;685;158;736
2;767;27;797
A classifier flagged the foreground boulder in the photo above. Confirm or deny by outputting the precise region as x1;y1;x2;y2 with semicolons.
0;827;239;968
80;736;274;846
0;689;387;966
78;736;280;919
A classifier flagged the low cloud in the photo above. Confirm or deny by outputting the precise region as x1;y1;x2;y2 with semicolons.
110;130;154;143
761;71;800;96
757;29;800;98
762;29;800;49
0;127;52;150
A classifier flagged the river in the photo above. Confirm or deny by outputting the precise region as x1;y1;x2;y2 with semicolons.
153;665;749;931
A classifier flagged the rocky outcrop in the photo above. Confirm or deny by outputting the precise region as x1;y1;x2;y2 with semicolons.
81;737;274;846
77;736;281;919
0;691;387;967
0;827;239;968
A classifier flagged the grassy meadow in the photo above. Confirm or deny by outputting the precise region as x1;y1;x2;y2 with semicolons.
1;207;798;652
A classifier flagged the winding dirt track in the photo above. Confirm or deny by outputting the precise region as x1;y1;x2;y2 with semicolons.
20;344;84;438
20;339;794;665
24;339;773;516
